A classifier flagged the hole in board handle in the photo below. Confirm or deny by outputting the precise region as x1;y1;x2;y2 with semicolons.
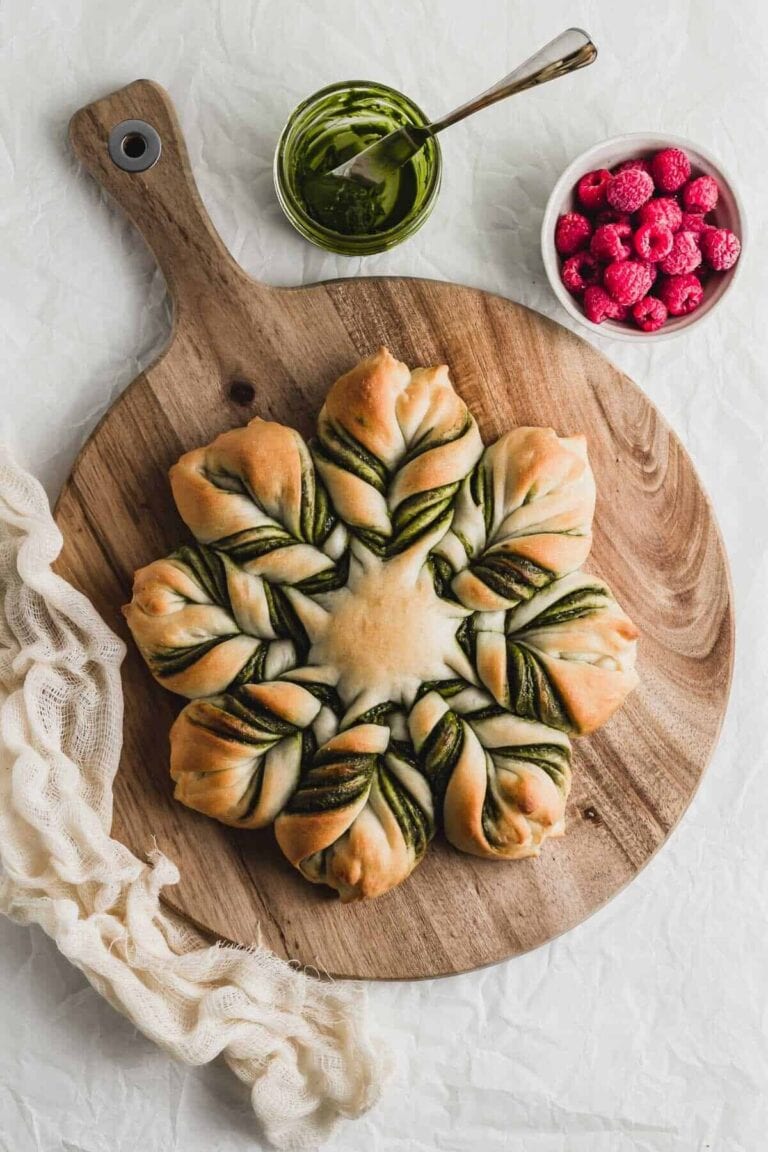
108;119;162;173
121;133;148;159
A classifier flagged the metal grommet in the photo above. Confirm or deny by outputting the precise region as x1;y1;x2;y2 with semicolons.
107;119;162;173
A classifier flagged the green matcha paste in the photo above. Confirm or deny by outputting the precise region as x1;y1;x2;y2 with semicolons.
296;119;421;236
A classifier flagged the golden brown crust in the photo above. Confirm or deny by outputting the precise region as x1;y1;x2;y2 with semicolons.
170;419;307;543
273;724;388;865
443;735;564;860
167;416;345;587
535;655;639;735
479;571;640;734
274;724;434;901
315;347;483;552
122;549;296;698
319;347;412;466
300;783;418;902
409;690;571;860
438;425;596;612
169;682;324;828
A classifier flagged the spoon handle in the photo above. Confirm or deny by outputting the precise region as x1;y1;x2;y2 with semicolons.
429;28;597;135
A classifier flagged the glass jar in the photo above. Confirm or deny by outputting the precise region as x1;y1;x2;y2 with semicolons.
273;80;442;256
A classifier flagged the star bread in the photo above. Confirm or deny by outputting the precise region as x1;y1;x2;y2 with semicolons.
124;348;639;901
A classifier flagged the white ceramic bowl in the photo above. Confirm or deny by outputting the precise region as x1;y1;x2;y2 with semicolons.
541;133;746;342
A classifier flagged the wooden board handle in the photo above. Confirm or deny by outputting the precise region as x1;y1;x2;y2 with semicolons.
69;79;252;311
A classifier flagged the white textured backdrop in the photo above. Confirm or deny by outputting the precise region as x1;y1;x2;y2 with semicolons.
1;1;766;1149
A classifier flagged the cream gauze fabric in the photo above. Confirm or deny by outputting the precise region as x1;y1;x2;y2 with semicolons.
0;448;387;1152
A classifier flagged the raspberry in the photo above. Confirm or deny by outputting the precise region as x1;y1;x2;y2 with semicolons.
577;169;612;212
644;260;663;284
659;231;702;275
632;296;668;332
681;175;719;214
658;273;704;316
680;212;713;236
595;209;631;227
614;158;653;178
633;221;674;262
606;168;654;213
590;222;632;262
650;148;691;193
583;285;628;324
639;259;658;286
561;251;602;294
700;227;741;271
603;260;653;306
555;211;592;255
637;196;683;233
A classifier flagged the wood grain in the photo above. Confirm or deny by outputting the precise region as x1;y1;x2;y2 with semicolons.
54;80;734;980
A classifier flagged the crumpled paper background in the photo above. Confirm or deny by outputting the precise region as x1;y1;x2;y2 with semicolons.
1;0;766;1148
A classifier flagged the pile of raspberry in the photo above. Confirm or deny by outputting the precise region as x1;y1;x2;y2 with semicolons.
554;147;741;332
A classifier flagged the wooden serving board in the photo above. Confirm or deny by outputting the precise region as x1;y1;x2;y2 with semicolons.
55;80;733;980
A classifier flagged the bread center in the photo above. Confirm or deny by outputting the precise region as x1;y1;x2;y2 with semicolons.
306;549;473;716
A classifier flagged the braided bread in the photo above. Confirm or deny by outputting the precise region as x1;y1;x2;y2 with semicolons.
124;347;639;900
461;571;640;734
314;348;483;556
170;680;336;827
409;685;572;859
434;427;595;611
275;718;434;901
123;544;306;697
170;416;348;592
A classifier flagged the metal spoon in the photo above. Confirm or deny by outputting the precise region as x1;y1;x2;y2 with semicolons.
328;28;597;189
